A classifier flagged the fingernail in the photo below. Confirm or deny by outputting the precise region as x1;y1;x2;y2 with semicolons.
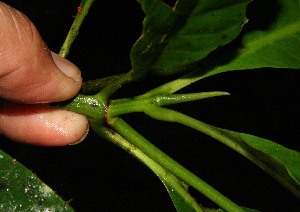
69;125;89;145
51;52;82;83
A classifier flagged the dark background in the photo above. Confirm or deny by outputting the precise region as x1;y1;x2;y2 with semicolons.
1;0;300;211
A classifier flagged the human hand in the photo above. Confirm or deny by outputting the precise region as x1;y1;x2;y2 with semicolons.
0;2;89;146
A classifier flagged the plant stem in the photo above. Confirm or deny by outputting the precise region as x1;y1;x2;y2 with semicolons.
109;118;244;212
59;0;94;58
140;72;205;97
81;74;127;94
95;69;135;99
91;123;204;211
61;94;106;121
108;91;229;117
145;107;300;199
143;106;255;163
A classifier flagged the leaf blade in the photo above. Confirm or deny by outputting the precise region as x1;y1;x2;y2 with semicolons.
239;132;300;189
0;150;73;211
210;128;300;198
160;178;203;212
144;107;300;198
152;0;250;74
190;121;300;198
199;0;300;78
131;0;250;76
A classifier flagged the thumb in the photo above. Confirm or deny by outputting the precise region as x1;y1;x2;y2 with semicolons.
0;2;82;103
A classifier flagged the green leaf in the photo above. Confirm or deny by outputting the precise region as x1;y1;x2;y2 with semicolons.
161;179;203;212
162;177;258;212
131;0;250;76
239;133;300;195
0;150;73;211
194;124;300;198
139;0;300;96
200;0;300;77
211;127;300;198
141;106;300;198
205;207;260;212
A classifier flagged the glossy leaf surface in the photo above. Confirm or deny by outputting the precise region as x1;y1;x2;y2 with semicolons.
195;123;300;198
131;0;250;76
0;150;73;212
199;0;300;77
239;133;300;197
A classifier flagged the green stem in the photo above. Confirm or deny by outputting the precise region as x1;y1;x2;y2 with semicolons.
139;67;221;98
59;70;135;122
109;117;244;212
95;69;135;99
59;0;94;58
143;105;255;160
144;106;300;199
61;94;106;122
81;74;127;94
109;91;229;117
91;123;204;211
140;72;205;98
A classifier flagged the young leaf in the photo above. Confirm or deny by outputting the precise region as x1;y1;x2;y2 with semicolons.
0;150;73;211
131;0;250;76
199;0;300;78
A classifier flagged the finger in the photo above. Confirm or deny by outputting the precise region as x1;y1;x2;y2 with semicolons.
0;102;89;146
0;2;82;103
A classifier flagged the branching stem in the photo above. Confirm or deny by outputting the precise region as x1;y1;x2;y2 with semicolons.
92;124;204;212
108;118;244;212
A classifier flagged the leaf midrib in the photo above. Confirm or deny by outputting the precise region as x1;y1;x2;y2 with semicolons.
241;21;300;55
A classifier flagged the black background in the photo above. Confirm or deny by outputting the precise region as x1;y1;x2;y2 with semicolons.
1;0;300;211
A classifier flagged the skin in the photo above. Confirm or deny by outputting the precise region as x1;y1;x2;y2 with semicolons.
0;2;89;146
